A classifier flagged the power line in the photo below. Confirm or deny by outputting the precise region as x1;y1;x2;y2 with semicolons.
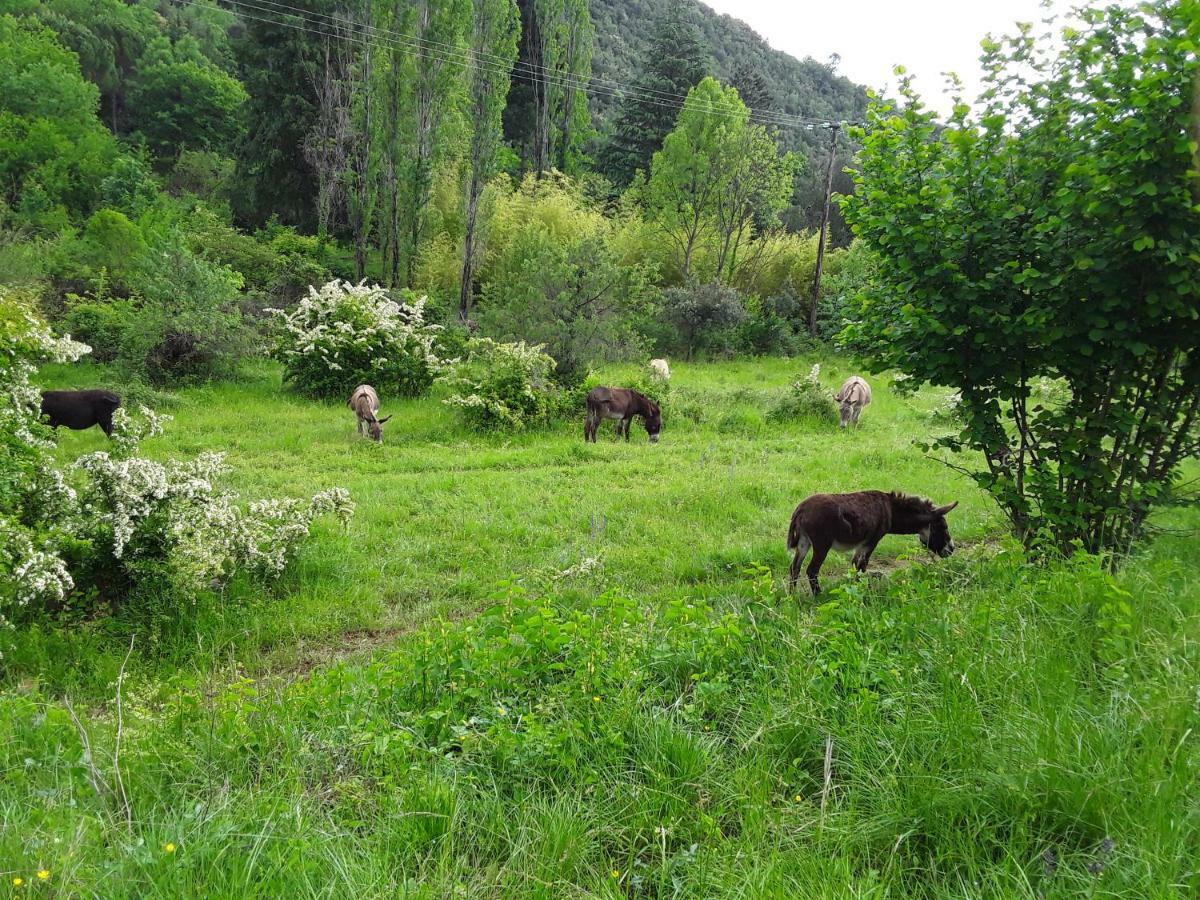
209;0;848;131
232;0;841;129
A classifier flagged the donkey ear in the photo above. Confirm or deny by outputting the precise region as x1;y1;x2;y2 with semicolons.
933;501;959;517
378;414;393;424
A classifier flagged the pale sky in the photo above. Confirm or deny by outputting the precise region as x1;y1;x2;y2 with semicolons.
699;0;1083;116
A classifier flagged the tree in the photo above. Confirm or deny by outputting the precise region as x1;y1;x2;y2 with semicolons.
0;12;119;226
502;0;592;176
840;1;1200;556
459;0;519;322
729;61;770;113
127;35;247;163
233;0;333;229
597;0;709;189
644;76;795;282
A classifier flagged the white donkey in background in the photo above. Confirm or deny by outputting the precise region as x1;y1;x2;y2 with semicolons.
348;384;392;442
649;358;671;382
835;375;872;429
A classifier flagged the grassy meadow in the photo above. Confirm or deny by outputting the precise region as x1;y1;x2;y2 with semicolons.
2;356;1198;897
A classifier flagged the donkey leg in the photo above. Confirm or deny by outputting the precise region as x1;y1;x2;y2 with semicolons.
788;534;811;591
852;538;880;573
807;540;832;596
622;417;632;441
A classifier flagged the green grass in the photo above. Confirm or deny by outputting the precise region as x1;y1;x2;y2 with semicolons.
2;356;1197;896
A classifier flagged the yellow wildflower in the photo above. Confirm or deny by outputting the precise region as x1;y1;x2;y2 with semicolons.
592;696;601;703
36;871;49;881
164;842;177;854
12;877;23;887
794;794;803;802
610;869;620;879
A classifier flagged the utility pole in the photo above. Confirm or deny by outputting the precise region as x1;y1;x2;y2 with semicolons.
809;122;839;338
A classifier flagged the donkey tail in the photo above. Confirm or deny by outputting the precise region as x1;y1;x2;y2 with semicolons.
787;507;805;551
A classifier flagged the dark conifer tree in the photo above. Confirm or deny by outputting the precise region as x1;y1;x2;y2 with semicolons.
597;0;709;189
730;61;771;114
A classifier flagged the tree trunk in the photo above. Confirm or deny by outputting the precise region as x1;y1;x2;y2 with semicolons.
459;184;481;322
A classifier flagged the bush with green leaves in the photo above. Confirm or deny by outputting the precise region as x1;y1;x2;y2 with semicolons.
70;408;355;604
0;290;354;622
442;338;563;431
663;281;746;359
840;3;1200;554
768;363;838;425
62;224;248;384
0;287;88;626
269;280;443;400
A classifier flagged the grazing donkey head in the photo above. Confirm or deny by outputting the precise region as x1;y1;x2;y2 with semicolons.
915;499;959;557
643;399;662;443
365;413;392;442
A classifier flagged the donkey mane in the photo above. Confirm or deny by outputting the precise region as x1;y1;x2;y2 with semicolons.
888;491;936;514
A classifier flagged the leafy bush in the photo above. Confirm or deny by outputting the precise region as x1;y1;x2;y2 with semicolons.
768;363;838;425
1;290;353;622
63;226;248;384
477;233;656;379
0;286;89;626
70;408;354;603
270;279;443;400
442;338;563;431
841;3;1200;554
663;281;746;359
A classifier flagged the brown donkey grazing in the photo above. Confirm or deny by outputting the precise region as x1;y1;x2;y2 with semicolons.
787;491;958;595
348;384;392;442
585;387;661;443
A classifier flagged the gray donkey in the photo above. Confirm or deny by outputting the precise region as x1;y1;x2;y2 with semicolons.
348;384;391;442
835;376;872;428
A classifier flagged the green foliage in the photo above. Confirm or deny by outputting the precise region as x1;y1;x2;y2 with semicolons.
663;280;745;358
479;231;656;378
442;336;565;430
127;35;247;162
841;2;1200;555
767;362;838;425
63;222;248;384
0;12;119;228
270;279;443;400
644;77;799;282
597;0;710;189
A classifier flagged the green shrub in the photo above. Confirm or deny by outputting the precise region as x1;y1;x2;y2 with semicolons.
663;281;746;359
63;228;249;385
442;338;564;431
270;279;443;400
768;363;839;425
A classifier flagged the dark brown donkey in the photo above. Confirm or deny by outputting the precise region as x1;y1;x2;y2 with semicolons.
584;387;661;443
787;491;958;595
40;389;121;436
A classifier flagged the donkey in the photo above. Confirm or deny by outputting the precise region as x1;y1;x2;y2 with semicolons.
787;491;958;595
835;376;872;428
585;387;661;443
40;389;121;437
348;384;391;442
648;358;671;382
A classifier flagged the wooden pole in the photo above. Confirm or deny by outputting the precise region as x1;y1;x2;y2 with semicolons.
809;123;840;338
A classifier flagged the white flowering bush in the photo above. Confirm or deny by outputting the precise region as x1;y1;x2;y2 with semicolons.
73;410;355;600
442;338;564;431
0;287;89;627
768;363;839;425
0;289;355;625
269;279;443;399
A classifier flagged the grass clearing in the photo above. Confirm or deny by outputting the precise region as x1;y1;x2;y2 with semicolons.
2;356;1197;896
